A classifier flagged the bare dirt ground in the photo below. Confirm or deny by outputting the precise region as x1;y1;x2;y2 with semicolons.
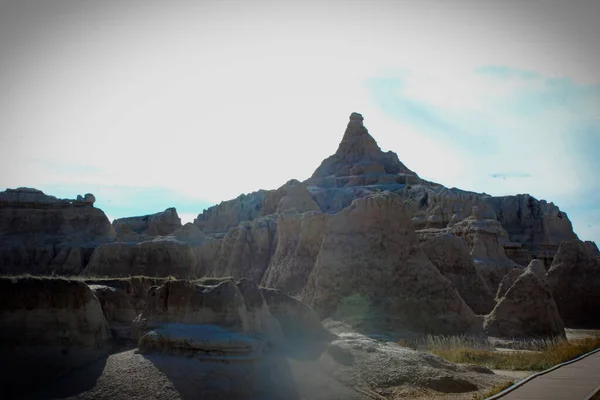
24;343;509;400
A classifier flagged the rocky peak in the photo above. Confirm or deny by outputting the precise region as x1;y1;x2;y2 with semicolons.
306;112;419;188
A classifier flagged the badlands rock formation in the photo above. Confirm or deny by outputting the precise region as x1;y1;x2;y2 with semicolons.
133;278;333;360
418;232;495;314
450;205;519;291
0;187;115;275
488;195;578;267
484;260;565;338
0;277;110;395
82;236;200;278
302;192;481;335
547;239;600;328
306;112;420;189
112;207;182;237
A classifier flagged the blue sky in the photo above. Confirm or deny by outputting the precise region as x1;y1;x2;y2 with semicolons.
0;0;598;243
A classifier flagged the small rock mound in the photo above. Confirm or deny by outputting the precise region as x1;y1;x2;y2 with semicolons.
484;260;565;338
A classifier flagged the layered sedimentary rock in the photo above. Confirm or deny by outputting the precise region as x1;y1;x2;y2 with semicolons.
451;206;518;291
0;277;110;394
0;188;115;275
82;237;200;278
306;112;420;188
112;207;182;236
261;210;327;295
495;267;523;300
484;260;565;338
547;240;600;328
487;195;578;267
302;192;480;335
133;278;333;361
418;232;495;314
210;215;278;282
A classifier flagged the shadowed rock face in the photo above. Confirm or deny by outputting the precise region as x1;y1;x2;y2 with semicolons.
112;207;182;237
484;260;565;338
0;277;111;395
487;195;578;267
0;188;115;275
547;239;600;328
82;238;200;278
419;232;495;315
133;278;333;362
302;192;481;335
306;113;419;189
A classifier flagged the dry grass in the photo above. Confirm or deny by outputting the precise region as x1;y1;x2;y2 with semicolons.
0;274;234;285
427;336;600;371
471;380;514;400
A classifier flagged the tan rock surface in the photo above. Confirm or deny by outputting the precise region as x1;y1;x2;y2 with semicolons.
83;238;200;278
302;192;480;335
451;206;517;292
0;188;115;275
211;215;278;282
484;260;565;338
419;232;495;314
261;210;326;295
487;194;578;267
306;113;419;188
112;207;182;237
547;239;600;328
0;277;111;395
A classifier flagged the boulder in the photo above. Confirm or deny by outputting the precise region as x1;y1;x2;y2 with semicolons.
419;232;495;314
547;239;600;328
0;277;111;394
484;260;565;338
302;192;481;335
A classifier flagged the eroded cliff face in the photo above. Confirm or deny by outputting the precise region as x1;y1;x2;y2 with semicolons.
301;192;481;335
487;195;578;267
0;188;115;275
484;260;565;338
547;239;600;328
0;277;111;394
112;207;182;237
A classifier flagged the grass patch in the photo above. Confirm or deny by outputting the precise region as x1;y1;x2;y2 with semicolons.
428;336;600;371
472;380;514;400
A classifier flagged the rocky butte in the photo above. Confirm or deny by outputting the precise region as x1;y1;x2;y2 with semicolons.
0;112;597;399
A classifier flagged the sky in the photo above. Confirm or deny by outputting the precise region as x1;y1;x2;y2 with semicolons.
0;0;599;243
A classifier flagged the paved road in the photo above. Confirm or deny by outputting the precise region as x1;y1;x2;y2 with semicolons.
497;349;600;399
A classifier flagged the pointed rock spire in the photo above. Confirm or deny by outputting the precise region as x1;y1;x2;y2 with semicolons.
306;112;419;188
